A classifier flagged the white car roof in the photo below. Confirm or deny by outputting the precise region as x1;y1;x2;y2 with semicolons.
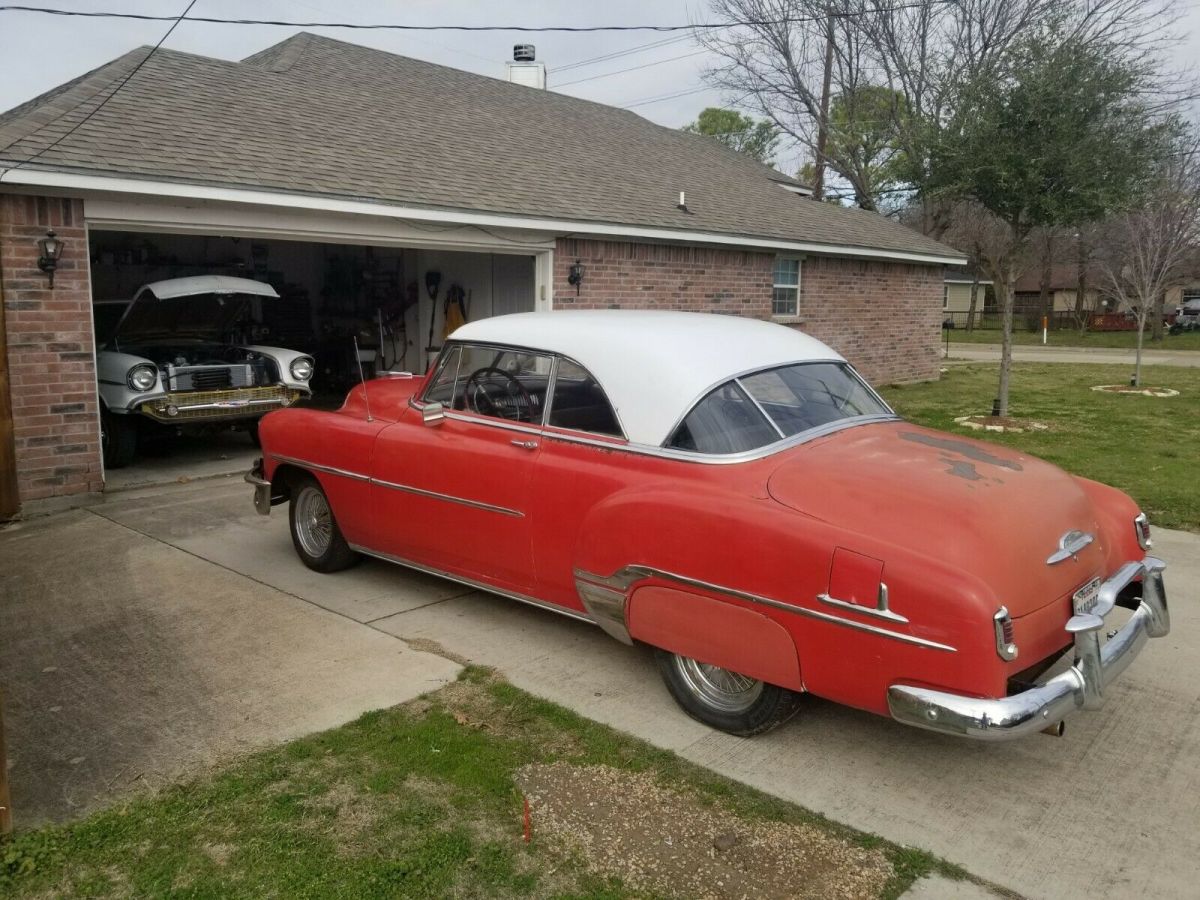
449;310;846;445
138;275;280;300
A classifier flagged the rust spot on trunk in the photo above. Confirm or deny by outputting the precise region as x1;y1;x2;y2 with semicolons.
899;431;1023;472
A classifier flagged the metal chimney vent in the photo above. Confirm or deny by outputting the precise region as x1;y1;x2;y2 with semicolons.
513;44;536;62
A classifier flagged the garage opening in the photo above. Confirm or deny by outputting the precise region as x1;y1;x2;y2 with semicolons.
88;230;537;486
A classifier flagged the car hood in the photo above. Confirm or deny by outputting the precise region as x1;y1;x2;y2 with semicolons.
767;421;1109;617
109;276;279;346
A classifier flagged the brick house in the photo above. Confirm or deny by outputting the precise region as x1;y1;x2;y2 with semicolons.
0;33;962;514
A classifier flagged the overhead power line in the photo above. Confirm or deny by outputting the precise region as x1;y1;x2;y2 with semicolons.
0;0;197;174
0;2;952;32
553;33;694;73
622;85;714;109
555;49;709;89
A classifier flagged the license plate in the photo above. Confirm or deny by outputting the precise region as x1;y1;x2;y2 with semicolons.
1072;576;1103;615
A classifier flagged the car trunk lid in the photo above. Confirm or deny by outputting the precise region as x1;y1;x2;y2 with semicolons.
767;421;1107;618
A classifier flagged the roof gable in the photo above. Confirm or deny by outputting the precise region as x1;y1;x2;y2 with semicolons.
0;33;959;261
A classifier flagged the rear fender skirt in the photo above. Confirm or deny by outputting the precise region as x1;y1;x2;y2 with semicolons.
628;585;804;691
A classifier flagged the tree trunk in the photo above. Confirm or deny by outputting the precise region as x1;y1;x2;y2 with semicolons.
1151;291;1165;343
967;276;980;333
811;12;834;202
1038;235;1054;327
1075;236;1089;335
997;256;1016;417
1135;319;1145;387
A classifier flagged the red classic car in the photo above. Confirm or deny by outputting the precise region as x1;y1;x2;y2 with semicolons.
247;311;1169;739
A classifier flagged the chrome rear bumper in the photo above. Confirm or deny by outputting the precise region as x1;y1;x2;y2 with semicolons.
888;557;1168;740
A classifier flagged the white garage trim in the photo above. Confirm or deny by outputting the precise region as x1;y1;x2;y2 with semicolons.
3;169;967;266
82;196;556;255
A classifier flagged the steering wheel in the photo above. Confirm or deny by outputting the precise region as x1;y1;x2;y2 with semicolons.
464;366;535;421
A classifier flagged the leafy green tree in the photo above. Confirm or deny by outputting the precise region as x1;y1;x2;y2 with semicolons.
825;86;908;210
682;108;780;164
929;29;1172;415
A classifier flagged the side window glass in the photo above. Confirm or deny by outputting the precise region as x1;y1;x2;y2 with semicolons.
548;359;623;437
423;345;462;405
668;381;778;454
425;344;552;424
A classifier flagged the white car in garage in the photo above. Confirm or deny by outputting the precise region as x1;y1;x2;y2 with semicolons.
98;275;314;468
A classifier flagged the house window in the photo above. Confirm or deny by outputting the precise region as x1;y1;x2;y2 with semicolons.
772;258;801;317
943;284;949;309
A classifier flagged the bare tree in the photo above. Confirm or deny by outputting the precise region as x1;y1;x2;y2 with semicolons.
1094;137;1200;386
941;202;1015;330
699;1;1186;223
699;1;887;208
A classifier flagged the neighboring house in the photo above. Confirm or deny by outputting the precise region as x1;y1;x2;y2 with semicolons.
943;272;994;326
0;34;963;511
1013;265;1104;318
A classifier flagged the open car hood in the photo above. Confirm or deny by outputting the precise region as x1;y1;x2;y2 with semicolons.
109;276;279;346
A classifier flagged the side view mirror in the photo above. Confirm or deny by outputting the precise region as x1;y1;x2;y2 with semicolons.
422;401;446;427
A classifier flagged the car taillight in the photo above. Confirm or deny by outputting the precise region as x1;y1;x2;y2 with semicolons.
993;607;1018;661
1134;512;1152;550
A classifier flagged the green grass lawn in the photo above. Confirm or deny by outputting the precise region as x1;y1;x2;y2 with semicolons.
1;669;965;900
881;363;1200;531
941;327;1200;350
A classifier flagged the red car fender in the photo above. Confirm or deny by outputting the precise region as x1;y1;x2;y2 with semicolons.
627;585;804;691
1073;475;1147;569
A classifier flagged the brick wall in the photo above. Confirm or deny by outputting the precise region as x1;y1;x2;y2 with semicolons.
553;238;942;384
0;194;102;504
797;256;944;384
553;238;775;317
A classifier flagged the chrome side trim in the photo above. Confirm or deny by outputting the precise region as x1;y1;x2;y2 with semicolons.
371;476;524;518
889;556;1169;740
271;453;524;518
271;453;370;482
817;585;909;624
575;564;955;653
444;410;543;436
1047;530;1095;565
347;543;594;625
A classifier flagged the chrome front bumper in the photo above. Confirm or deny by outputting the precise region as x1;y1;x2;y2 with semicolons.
245;459;273;516
888;557;1168;740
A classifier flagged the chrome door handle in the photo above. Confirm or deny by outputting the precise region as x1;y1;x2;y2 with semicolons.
510;439;539;449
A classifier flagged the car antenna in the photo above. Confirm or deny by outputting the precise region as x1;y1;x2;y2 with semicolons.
352;335;373;423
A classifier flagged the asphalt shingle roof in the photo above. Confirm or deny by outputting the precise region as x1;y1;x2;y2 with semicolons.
0;33;960;261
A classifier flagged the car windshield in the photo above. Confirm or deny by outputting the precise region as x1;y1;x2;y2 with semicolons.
667;362;891;455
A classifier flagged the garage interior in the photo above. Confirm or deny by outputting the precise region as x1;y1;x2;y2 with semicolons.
88;229;536;486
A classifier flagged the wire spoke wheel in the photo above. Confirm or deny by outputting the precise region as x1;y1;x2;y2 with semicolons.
293;485;333;559
674;655;764;714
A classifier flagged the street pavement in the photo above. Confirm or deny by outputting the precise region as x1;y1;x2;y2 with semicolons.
945;342;1200;367
5;476;1198;898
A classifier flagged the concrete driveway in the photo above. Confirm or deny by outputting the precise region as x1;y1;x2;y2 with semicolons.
0;481;460;825
4;478;1197;899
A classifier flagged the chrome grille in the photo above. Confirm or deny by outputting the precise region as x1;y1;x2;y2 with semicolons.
138;386;301;422
166;364;253;392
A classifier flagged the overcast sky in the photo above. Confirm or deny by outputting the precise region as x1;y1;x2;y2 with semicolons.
2;0;1199;180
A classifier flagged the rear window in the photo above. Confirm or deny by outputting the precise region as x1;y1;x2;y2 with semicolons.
667;362;890;454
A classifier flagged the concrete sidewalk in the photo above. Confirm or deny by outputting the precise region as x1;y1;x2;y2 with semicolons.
945;342;1200;367
82;478;1200;900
